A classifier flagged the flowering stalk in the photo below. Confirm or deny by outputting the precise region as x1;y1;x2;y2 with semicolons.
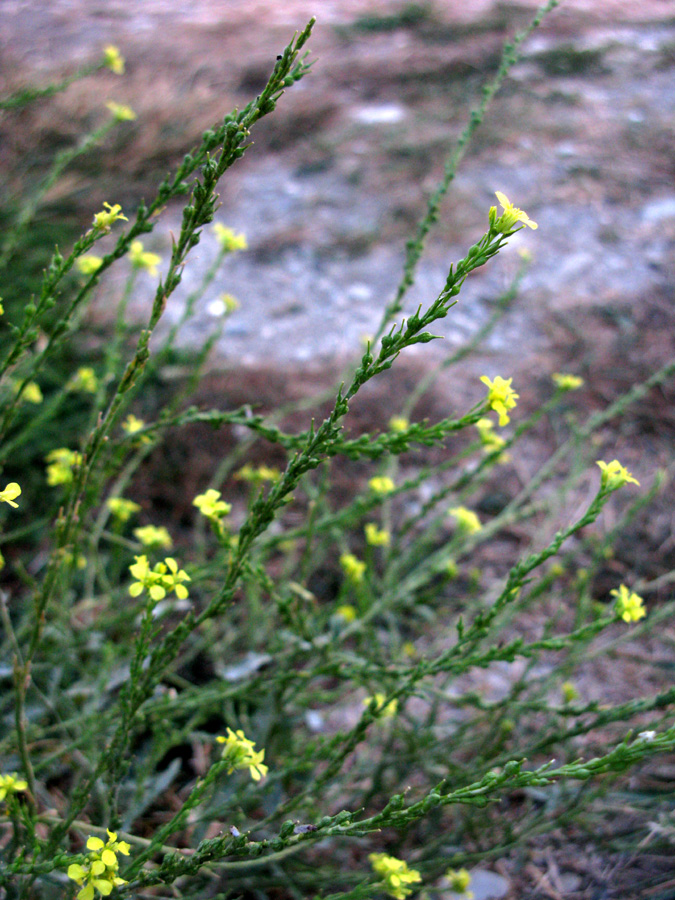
43;22;317;853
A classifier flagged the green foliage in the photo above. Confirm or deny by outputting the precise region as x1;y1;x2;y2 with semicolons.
0;7;674;900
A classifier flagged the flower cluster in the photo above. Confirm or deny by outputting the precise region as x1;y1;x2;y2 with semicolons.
67;830;130;900
122;414;145;435
363;693;398;719
193;489;232;522
212;223;248;252
490;191;538;233
336;603;357;623
12;380;43;404
0;483;21;508
0;773;28;800
129;240;161;277
46;448;82;486
389;416;409;433
475;418;508;459
365;523;390;546
449;506;481;535
106;101;136;121
76;255;104;276
446;868;473;897
480;375;518;427
235;464;280;483
64;550;87;570
561;681;580;704
133;524;172;549
340;552;366;584
106;497;141;523
92;203;128;233
611;584;646;623
102;45;125;75
368;476;395;495
128;555;190;601
216;728;268;781
68;367;99;394
369;853;422;900
552;372;584;391
596;460;640;492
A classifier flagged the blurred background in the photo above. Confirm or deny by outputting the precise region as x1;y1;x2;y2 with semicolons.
1;0;674;529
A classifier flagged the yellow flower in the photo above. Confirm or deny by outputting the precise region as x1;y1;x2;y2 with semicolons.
67;829;130;900
235;464;280;483
102;45;125;75
46;448;82;486
340;552;366;584
493;191;538;232
363;693;398;719
561;681;579;703
389;416;409;432
64;550;87;570
480;375;518;426
128;555;159;599
128;240;161;276
552;372;584;391
446;868;473;897
611;584;646;623
212;223;248;252
122;413;144;434
365;523;390;546
92;202;128;233
106;497;141;522
133;525;172;549
596;459;639;492
129;554;190;601
336;604;357;623
255;465;280;482
76;255;104;276
0;773;28;800
475;418;509;460
369;853;422;900
68;367;98;394
158;557;190;599
106;101;136;121
449;506;481;535
0;298;4;314
216;728;268;781
10;379;43;404
21;381;44;404
368;476;395;495
89;830;131;859
193;489;231;521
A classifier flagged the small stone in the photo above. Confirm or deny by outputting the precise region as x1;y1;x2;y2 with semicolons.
352;104;406;125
